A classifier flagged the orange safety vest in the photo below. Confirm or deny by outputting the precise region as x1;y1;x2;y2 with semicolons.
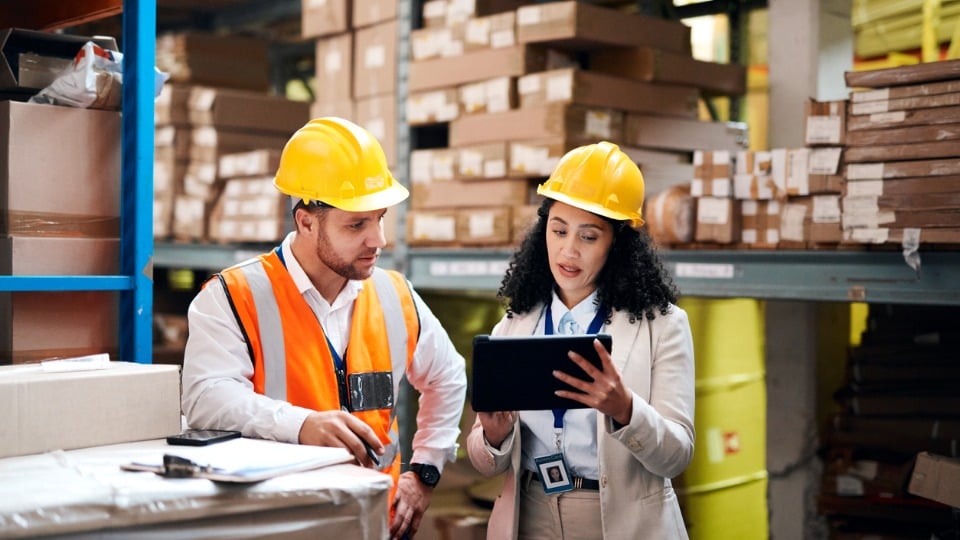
211;249;420;494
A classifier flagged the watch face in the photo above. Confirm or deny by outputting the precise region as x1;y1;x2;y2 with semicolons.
414;464;440;486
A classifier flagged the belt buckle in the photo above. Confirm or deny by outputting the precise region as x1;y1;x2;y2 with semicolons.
573;476;583;489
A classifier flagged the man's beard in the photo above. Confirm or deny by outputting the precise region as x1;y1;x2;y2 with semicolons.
316;234;376;281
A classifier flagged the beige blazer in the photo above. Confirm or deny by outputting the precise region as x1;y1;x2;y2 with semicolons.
466;305;695;540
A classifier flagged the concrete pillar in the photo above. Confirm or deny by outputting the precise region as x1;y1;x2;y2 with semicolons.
768;0;853;148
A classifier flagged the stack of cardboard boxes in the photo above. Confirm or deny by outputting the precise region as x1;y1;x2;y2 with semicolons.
842;60;960;246
153;32;309;243
404;0;746;248
0;30;124;364
652;100;846;249
303;0;404;244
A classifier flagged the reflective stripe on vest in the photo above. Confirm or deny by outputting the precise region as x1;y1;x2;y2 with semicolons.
218;257;417;473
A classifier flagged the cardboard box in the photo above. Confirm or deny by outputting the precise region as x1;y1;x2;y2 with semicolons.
355;93;397;167
354;20;397;98
850;91;960;116
516;1;691;54
0;28;117;92
301;0;350;39
0;101;119;236
590;47;745;96
458;76;516;115
695;196;740;244
411;178;530;209
208;176;286;243
624;114;748;154
509;138;568;177
691;150;732;198
219;149;282;179
844;175;960;197
0;362;181;458
740;200;780;248
411;25;466;61
1;236;119;275
407;88;460;125
314;33;353;104
458;206;512;245
846;140;960;163
846;122;960;147
353;0;397;28
410;45;546;92
846;103;960;132
465;11;517;52
804;99;846;146
909;452;960;508
511;203;540;244
456;142;509;179
172;194;209;242
310;99;354;120
188;87;309;135
844;227;960;245
189;127;289;168
846;158;960;180
410;148;459;184
443;0;527;26
449;104;623;147
155;83;191;126
156;32;270;92
844;59;960;89
644;185;695;245
517;68;698;117
407;209;458;246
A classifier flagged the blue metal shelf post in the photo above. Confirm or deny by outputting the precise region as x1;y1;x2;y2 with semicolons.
121;0;156;363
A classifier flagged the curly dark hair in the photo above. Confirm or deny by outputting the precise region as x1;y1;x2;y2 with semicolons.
498;198;678;322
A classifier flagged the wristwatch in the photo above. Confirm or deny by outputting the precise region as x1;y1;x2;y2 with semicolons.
409;463;441;487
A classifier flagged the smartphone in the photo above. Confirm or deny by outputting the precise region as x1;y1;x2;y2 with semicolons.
166;429;241;447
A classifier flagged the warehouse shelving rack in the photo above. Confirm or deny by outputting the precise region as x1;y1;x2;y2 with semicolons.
0;0;156;363
149;0;960;307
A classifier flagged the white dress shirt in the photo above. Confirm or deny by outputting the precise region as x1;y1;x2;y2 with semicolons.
181;232;467;469
518;291;601;479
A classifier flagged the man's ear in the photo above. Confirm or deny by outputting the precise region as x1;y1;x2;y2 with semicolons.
295;207;315;233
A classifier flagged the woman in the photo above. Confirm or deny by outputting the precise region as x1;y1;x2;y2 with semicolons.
466;141;695;540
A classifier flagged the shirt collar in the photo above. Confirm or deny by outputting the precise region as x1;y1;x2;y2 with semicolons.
282;232;365;306
549;289;600;330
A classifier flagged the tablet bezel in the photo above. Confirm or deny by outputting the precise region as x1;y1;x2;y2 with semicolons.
470;333;613;412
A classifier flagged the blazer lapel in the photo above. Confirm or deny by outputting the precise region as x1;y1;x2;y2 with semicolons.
606;311;643;373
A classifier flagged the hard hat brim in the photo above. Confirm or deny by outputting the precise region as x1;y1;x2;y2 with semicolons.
316;182;410;212
537;186;645;228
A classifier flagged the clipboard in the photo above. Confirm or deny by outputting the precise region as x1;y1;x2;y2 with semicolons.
471;333;613;412
120;437;354;483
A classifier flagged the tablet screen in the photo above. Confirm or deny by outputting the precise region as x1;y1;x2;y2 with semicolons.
471;334;613;412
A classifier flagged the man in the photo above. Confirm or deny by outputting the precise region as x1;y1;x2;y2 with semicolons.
181;117;467;539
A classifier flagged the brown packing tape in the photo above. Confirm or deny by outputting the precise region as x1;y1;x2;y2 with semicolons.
2;211;120;237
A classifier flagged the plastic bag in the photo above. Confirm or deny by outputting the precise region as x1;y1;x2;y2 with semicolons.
29;41;169;110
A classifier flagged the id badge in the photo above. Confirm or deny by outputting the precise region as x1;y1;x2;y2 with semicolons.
348;371;394;412
534;453;573;494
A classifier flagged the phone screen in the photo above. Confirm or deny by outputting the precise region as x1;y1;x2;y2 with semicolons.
166;429;241;446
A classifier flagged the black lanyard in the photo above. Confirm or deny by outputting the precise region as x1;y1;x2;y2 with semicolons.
544;303;606;430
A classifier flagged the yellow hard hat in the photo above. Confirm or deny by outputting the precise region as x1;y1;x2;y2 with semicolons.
537;141;645;228
274;117;409;212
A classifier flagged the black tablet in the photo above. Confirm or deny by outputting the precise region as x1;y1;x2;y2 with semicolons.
471;333;613;412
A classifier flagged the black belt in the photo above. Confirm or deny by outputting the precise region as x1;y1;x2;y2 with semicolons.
524;470;600;490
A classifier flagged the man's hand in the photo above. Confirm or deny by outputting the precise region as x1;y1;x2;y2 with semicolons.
390;471;433;539
298;410;383;468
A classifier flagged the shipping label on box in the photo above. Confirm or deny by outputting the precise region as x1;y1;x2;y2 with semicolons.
465;11;517;51
457;206;512;245
407;209;458;246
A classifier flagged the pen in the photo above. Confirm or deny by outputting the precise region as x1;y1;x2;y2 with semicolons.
362;439;380;467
